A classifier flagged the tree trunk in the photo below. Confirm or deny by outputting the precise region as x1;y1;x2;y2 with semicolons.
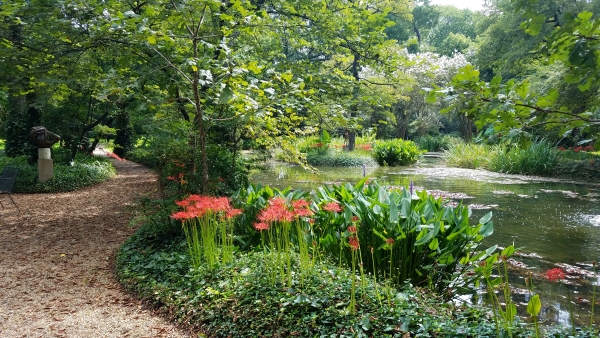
192;38;210;193
458;114;474;142
348;53;361;151
394;102;409;139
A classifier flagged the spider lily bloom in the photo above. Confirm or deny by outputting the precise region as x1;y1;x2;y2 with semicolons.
322;201;342;213
254;222;270;231
546;268;566;282
348;236;360;250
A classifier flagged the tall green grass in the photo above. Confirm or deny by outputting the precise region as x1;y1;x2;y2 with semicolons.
443;139;500;169
415;135;459;152
489;141;561;175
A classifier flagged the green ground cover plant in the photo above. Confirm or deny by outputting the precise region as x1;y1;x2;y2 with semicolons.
117;219;517;337
0;150;115;193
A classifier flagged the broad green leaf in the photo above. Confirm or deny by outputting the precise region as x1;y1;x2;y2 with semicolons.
428;238;439;251
479;220;494;237
389;199;398;224
220;85;234;104
479;211;492;225
526;294;542;316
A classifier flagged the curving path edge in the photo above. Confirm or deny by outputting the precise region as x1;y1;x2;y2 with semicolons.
0;157;190;338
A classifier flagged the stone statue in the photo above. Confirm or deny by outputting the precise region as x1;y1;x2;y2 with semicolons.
29;126;61;148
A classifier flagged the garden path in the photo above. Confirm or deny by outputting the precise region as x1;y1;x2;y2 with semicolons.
0;156;191;338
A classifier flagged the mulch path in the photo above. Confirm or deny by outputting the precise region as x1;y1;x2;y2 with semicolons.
0;158;191;338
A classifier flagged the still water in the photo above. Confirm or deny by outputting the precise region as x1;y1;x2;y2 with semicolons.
250;159;600;327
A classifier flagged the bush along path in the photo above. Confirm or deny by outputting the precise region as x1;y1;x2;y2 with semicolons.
0;156;190;338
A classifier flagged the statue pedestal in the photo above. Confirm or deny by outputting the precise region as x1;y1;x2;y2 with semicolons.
38;148;53;182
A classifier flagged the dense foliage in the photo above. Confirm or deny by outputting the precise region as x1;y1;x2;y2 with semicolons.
373;139;423;166
306;151;377;168
117;184;596;337
117;223;512;337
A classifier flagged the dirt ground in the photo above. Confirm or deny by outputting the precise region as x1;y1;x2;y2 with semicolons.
0;158;191;338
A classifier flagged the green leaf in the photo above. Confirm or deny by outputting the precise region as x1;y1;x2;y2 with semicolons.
425;90;437;104
147;35;157;45
389;199;398;224
527;294;542;317
501;245;515;258
220;85;234;104
247;61;261;74
479;211;493;224
479;220;494;237
428;238;439;251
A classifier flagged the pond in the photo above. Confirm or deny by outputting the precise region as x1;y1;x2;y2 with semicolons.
250;158;600;327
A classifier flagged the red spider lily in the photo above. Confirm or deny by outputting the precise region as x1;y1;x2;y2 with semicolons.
254;222;270;231
311;142;324;148
292;199;310;209
348;236;360;250
172;195;241;220
226;208;243;219
292;199;313;218
322;202;342;213
385;238;395;245
294;208;313;218
546;268;566;282
347;226;357;234
258;197;295;223
171;211;197;221
308;218;315;225
351;216;359;223
167;176;177;181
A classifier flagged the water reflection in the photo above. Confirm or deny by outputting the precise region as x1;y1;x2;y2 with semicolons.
250;159;600;326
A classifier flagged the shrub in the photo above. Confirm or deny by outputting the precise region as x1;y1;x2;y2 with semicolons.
128;139;250;197
372;139;423;166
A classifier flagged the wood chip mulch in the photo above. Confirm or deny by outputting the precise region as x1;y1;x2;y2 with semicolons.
0;158;191;338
